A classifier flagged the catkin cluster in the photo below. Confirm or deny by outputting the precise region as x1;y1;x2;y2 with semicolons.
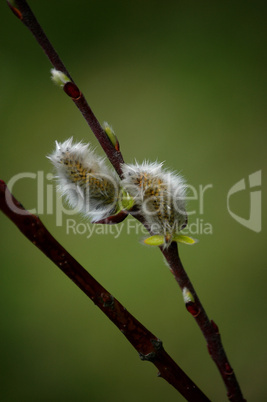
48;138;120;222
49;138;188;247
121;162;187;247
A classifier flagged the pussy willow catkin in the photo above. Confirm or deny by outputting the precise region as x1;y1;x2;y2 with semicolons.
48;138;121;222
121;161;187;247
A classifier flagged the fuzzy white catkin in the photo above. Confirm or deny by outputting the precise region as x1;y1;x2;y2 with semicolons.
121;161;187;246
48;138;121;222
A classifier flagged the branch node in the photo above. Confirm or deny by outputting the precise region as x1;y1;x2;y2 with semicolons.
210;319;220;334
100;292;114;309
103;121;120;152
185;302;200;317
151;338;163;351
139;339;163;362
139;351;156;362
224;362;234;376
63;82;82;100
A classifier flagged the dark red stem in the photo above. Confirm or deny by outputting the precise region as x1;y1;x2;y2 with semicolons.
6;1;246;401
162;244;245;402
9;0;124;176
0;179;210;402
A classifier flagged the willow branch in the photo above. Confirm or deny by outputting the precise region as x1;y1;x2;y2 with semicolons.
0;180;210;402
162;245;245;402
7;1;245;401
8;0;124;176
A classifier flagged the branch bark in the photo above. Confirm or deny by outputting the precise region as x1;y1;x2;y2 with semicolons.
0;179;210;402
6;1;246;401
162;245;245;401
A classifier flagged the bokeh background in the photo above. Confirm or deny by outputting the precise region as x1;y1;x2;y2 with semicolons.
0;1;266;401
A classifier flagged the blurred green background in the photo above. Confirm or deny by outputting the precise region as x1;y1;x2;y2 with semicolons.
0;1;266;401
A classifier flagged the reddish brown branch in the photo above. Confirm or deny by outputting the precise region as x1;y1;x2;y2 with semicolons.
162;244;245;402
8;0;124;177
6;1;246;401
0;180;210;402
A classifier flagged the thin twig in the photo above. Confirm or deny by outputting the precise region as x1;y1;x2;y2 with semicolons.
8;0;124;177
0;180;210;402
6;1;246;401
162;245;245;401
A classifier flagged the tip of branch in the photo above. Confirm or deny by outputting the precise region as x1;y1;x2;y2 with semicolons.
7;1;22;20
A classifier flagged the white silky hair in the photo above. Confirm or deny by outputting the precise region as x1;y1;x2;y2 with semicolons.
48;137;121;222
121;161;187;244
